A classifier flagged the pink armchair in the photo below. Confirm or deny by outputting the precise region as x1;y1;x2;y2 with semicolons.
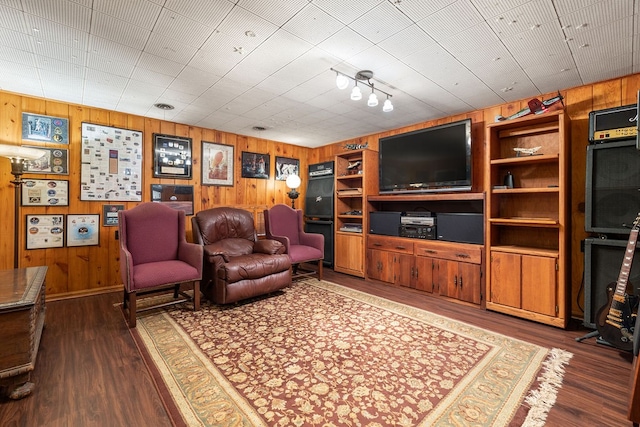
118;202;203;328
264;204;324;280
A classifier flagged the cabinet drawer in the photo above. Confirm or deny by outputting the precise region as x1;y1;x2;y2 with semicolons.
415;241;482;264
367;235;414;254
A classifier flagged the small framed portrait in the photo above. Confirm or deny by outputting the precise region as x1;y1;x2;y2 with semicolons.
22;179;69;206
202;141;234;186
23;146;69;175
26;214;65;249
275;157;300;181
153;134;192;179
150;184;194;215
22;113;69;144
66;214;100;247
241;151;270;179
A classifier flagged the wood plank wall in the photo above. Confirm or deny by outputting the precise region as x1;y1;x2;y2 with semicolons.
1;72;640;319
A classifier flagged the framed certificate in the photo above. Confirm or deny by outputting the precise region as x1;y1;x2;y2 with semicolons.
66;214;100;247
26;214;65;249
153;134;192;179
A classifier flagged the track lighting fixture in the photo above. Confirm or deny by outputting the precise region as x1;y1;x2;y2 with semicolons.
331;68;393;112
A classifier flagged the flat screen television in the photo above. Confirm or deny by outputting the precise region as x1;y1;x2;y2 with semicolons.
378;119;472;194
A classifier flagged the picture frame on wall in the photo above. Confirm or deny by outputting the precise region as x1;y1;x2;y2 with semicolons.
150;184;194;215
23;146;69;175
26;214;64;249
202;141;234;186
275;156;300;181
153;134;193;179
102;204;125;226
22;179;69;206
66;214;100;247
21;112;69;144
241;151;270;179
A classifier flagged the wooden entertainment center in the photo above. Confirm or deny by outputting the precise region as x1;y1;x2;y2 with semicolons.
335;110;570;328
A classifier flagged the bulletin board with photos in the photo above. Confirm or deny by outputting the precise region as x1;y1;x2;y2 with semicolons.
80;123;143;201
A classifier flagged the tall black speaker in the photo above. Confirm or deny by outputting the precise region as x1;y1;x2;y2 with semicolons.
305;220;334;267
305;176;334;219
585;139;640;235
583;238;640;329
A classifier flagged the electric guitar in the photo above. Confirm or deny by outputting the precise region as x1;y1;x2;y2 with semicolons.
595;213;640;352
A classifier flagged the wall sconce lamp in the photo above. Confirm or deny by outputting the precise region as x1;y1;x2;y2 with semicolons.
0;144;47;269
285;174;301;209
332;68;393;112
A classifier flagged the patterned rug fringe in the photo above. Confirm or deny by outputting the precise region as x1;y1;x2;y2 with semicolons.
521;348;574;427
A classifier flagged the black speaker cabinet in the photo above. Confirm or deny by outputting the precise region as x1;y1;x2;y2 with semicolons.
436;213;484;244
305;220;334;267
583;238;640;329
585;139;640;235
304;176;334;219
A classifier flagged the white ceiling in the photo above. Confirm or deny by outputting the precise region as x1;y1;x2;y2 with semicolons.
0;0;638;148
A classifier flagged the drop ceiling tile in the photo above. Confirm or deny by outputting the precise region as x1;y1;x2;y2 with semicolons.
0;59;40;78
567;17;634;48
317;27;373;61
439;22;500;55
136;53;184;77
85;68;129;90
282;4;344;45
35;55;83;78
164;0;234;27
560;0;632;32
417;0;484;41
0;0;22;8
234;30;312;77
312;0;384;25
88;36;141;63
349;2;413;44
501;22;566;53
0;4;27;32
346;45;399;74
33;39;85;65
392;0;458;22
22;0;91;31
93;0;161;29
87;56;135;78
0;27;32;51
0;45;36;66
487;0;557;38
238;0;309;27
25;15;89;49
470;0;532;18
144;32;198;64
154;8;215;48
378;25;436;60
553;0;603;16
92;12;150;50
214;7;278;49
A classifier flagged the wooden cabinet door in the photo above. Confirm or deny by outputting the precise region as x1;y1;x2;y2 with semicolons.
436;259;458;298
367;249;394;284
521;255;557;316
413;256;434;293
458;262;481;304
396;253;414;288
490;252;521;308
335;233;363;275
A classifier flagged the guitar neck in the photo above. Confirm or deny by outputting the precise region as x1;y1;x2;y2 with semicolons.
613;229;639;300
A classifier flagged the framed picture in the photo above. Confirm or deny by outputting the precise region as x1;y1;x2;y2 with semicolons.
153;134;192;179
102;204;124;226
22;179;69;206
22;112;69;144
26;214;64;249
80;123;143;201
150;184;194;215
202;141;234;186
66;214;100;247
241;151;270;179
275;156;300;181
23;146;69;175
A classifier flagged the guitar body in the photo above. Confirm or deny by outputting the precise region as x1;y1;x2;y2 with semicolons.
596;281;638;352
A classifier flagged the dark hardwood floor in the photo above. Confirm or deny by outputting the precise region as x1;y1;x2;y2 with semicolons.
0;270;634;426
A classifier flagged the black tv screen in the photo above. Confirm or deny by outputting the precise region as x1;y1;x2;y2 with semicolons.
379;119;472;194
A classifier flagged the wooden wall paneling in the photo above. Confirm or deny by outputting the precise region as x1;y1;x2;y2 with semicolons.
592;78;622;110
621;74;640;104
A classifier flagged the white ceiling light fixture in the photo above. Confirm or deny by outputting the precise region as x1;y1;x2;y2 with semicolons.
331;68;393;112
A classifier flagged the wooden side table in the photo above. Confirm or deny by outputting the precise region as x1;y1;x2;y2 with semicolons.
0;266;47;399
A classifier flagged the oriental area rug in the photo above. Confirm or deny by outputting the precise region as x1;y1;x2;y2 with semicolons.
130;280;572;427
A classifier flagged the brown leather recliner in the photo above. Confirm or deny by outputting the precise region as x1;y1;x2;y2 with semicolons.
191;207;292;304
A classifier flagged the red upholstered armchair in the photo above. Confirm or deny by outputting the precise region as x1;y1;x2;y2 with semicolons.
118;202;203;328
264;204;324;280
192;207;292;304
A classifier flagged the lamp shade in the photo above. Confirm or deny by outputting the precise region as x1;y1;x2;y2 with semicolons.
367;92;379;107
286;174;301;190
0;144;46;161
383;98;394;112
350;86;362;101
336;74;349;90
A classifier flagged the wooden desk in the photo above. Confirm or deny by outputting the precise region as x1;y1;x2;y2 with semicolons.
0;266;47;399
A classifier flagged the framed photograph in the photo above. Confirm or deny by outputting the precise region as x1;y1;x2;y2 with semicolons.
26;214;64;249
102;204;125;226
150;184;194;215
275;156;300;181
66;214;100;247
22;113;69;144
202;141;234;186
23;146;69;175
153;134;192;179
241;151;270;179
22;179;69;206
81;123;143;201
